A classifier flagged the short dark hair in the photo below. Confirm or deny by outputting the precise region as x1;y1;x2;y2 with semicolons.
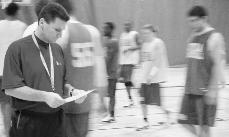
54;0;73;14
142;24;157;32
35;0;51;17
5;3;19;16
38;2;70;24
105;22;115;30
188;6;208;18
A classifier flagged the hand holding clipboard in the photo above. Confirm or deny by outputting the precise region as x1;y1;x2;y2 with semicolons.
64;89;95;104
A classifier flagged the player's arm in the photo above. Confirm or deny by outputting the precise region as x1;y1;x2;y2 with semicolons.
146;41;164;83
208;33;225;87
150;41;165;76
206;32;225;104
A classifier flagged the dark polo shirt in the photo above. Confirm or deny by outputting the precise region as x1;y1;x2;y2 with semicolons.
2;35;66;113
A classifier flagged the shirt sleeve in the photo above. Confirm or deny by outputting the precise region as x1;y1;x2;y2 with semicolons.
2;43;25;90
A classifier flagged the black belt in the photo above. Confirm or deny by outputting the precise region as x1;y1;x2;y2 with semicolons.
15;109;62;117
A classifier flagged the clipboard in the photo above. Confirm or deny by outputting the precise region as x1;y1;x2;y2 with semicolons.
64;89;95;103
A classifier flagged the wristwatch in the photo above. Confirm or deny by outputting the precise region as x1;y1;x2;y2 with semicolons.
69;88;74;96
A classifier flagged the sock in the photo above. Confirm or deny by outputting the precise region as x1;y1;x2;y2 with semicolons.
110;111;114;117
144;117;148;122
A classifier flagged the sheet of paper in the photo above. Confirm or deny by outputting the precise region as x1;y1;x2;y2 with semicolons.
64;89;95;103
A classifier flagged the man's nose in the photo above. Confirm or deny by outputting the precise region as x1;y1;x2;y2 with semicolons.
57;32;62;38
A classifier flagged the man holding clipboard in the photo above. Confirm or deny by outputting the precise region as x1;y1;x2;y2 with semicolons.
1;3;87;137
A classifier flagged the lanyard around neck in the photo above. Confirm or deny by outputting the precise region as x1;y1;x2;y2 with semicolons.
32;33;55;92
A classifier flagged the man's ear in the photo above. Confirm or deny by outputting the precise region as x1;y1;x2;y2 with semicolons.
39;18;45;30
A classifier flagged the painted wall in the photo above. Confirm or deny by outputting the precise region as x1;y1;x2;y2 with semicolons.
0;0;228;65
88;0;229;65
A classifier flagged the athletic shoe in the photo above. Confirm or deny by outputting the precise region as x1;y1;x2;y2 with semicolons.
101;115;115;123
136;121;150;131
123;100;134;108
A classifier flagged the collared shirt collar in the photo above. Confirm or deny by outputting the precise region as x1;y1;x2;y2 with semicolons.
34;34;49;48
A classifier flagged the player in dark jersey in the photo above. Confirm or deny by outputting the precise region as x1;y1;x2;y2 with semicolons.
101;22;119;122
178;6;226;137
55;0;108;137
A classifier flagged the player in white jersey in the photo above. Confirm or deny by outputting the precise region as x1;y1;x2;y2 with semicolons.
136;24;170;131
119;22;140;107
